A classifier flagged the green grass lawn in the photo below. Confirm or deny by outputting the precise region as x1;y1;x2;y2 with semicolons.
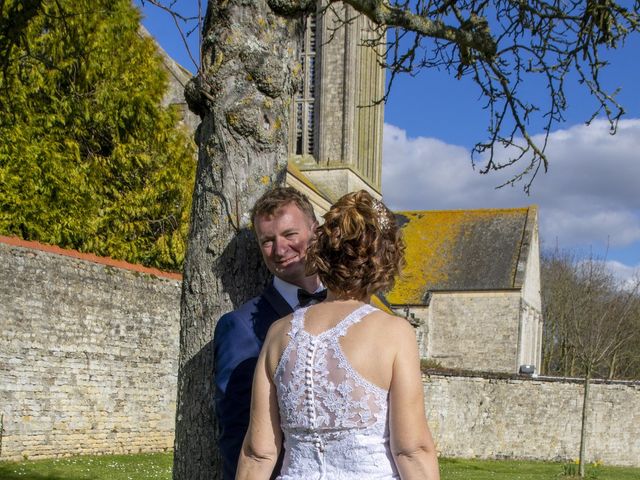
0;452;172;480
439;457;640;479
0;453;638;480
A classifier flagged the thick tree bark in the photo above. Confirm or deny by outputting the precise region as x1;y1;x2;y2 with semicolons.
173;2;302;478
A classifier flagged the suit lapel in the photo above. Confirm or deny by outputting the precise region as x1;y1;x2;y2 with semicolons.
252;280;294;343
262;281;294;318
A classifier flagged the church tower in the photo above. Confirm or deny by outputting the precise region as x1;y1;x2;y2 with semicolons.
287;4;386;202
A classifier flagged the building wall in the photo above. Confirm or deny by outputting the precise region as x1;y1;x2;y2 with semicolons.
428;291;522;373
353;13;384;189
316;3;347;165
424;372;640;467
521;215;541;311
0;239;180;460
515;214;543;371
300;167;381;202
285;169;332;218
295;3;383;199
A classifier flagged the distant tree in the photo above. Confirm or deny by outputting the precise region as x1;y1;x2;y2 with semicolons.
0;0;195;271
541;251;640;380
160;2;640;479
604;299;640;379
541;249;640;477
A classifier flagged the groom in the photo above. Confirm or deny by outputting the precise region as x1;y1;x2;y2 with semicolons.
214;187;325;480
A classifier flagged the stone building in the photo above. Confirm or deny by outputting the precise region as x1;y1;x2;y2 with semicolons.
142;9;547;376
385;208;542;374
285;4;385;205
138;25;199;133
282;6;543;374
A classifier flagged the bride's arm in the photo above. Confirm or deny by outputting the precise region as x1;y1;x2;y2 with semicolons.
388;319;440;480
236;333;282;480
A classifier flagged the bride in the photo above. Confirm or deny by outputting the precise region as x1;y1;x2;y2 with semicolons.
236;190;440;480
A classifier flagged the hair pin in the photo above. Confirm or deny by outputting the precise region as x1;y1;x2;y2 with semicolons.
372;199;391;232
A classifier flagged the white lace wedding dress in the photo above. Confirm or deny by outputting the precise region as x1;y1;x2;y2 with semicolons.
274;304;400;479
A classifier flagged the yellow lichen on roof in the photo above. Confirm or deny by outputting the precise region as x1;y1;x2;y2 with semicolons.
387;211;459;305
387;208;529;305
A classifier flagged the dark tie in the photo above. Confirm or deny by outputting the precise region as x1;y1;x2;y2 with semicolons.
297;289;327;307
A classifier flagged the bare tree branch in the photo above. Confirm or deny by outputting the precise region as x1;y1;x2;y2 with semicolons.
340;0;640;191
146;0;640;191
139;0;202;71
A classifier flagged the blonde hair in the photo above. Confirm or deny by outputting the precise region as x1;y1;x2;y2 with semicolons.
306;190;405;299
251;187;316;228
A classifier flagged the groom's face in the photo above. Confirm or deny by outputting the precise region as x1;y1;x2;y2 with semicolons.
254;202;316;287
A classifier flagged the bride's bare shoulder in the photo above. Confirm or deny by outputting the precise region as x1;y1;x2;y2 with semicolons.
265;314;293;347
264;314;294;370
367;309;417;343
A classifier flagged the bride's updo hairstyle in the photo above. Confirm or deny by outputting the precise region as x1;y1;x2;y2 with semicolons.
306;190;405;300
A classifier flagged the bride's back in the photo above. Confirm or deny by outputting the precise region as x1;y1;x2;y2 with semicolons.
266;302;404;479
268;300;401;393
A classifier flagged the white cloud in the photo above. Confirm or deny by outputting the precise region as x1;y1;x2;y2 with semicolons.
382;119;640;281
604;260;640;290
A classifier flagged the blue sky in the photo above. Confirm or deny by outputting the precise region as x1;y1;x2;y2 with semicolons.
136;2;640;282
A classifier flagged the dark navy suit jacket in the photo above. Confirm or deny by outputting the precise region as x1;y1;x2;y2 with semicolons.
214;280;293;480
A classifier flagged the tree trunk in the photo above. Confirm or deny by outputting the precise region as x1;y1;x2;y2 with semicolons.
173;2;302;478
578;368;591;478
608;351;617;380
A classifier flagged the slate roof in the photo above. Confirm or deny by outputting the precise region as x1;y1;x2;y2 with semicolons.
386;206;538;305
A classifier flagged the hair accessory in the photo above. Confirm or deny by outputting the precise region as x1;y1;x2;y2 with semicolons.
372;199;391;232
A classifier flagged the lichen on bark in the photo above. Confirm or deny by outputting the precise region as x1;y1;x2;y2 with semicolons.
174;1;304;479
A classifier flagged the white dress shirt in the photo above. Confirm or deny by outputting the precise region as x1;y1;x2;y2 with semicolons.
273;276;325;310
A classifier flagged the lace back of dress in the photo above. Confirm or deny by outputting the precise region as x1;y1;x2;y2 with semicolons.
276;305;387;432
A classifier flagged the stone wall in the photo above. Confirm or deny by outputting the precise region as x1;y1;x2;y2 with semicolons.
424;371;640;467
429;291;522;373
1;238;638;467
0;238;181;460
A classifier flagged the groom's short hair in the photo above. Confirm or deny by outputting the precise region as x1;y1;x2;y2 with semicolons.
251;186;316;228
